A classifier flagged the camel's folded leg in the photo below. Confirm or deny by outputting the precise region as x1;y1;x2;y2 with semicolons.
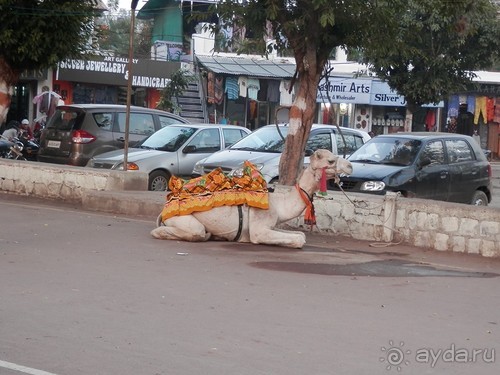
151;215;211;242
249;226;306;249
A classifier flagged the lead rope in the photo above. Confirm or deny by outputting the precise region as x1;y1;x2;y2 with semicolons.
295;184;316;231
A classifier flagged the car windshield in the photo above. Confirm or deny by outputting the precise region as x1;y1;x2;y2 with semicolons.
349;137;422;166
229;125;288;153
137;126;197;152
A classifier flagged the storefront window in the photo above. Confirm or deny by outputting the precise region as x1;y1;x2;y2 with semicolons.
371;106;405;135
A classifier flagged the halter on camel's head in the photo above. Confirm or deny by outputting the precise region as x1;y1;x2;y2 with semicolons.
306;149;353;186
296;149;352;228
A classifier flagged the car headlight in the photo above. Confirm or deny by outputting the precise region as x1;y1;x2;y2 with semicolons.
192;162;204;175
229;163;264;177
112;162;138;171
361;181;385;191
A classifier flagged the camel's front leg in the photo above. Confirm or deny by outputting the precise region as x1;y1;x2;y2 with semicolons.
249;224;306;248
151;215;211;242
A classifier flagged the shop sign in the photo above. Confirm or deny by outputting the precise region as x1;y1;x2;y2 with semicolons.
317;77;372;104
370;80;443;107
370;81;407;106
56;56;181;88
20;68;48;80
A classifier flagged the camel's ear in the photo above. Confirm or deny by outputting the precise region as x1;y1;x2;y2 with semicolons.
310;149;320;162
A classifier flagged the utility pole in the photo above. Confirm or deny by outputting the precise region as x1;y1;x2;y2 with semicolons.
123;0;139;171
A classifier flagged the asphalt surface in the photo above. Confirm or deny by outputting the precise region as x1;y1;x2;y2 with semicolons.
1;194;500;375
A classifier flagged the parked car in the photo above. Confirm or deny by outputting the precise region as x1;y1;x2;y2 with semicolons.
37;104;190;166
332;132;492;206
86;123;251;191
192;124;371;183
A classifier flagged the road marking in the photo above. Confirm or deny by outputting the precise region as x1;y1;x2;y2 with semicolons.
0;360;59;375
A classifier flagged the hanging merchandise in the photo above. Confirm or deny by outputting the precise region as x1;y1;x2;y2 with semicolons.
279;80;294;106
207;71;215;104
214;75;224;105
494;97;500;124
257;80;268;101
486;97;495;122
447;95;459;117
474;96;487;125
466;95;475;114
247;78;260;100
267;80;280;102
238;76;248;98
249;100;258;119
225;76;239;100
424;109;436;131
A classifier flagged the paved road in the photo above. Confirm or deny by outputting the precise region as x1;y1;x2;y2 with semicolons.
1;195;499;375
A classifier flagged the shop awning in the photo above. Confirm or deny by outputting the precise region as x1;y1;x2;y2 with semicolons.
196;54;296;78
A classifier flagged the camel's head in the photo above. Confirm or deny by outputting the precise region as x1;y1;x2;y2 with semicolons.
309;149;353;183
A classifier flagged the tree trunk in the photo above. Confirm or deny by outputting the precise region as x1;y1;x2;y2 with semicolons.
278;52;322;186
0;57;20;125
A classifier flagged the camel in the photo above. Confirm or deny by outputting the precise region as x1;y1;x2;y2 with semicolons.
151;149;353;248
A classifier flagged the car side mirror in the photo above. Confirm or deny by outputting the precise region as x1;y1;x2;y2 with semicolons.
305;148;314;156
183;145;197;154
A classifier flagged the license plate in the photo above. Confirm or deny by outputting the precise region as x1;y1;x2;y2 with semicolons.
47;140;61;148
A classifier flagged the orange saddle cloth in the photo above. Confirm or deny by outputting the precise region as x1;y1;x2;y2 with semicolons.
160;161;269;221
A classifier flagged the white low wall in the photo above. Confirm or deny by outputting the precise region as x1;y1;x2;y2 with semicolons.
1;160;499;257
0;159;148;200
289;191;500;257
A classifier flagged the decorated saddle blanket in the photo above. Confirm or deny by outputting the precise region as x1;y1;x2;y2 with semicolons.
160;161;269;221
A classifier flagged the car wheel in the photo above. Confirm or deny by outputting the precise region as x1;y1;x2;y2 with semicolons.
471;190;488;206
149;170;171;191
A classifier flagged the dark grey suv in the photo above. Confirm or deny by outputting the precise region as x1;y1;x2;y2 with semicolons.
37;104;189;166
333;132;492;206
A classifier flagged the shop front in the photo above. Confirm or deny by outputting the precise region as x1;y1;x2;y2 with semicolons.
445;80;500;158
55;56;181;109
195;54;296;128
317;76;444;135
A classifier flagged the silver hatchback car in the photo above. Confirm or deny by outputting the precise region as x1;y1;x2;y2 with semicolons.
193;124;371;183
87;123;251;191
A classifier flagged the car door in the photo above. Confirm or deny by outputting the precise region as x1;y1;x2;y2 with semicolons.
177;128;222;176
445;138;478;203
115;112;156;147
335;130;366;157
222;128;250;148
304;130;333;165
414;140;450;201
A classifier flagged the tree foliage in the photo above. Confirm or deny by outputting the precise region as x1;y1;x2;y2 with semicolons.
360;0;500;105
208;0;500;185
98;10;153;58
156;69;195;114
0;0;98;84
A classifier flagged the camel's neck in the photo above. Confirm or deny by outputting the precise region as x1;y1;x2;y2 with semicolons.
296;167;319;197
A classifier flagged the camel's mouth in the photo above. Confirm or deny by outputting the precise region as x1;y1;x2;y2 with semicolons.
324;160;352;179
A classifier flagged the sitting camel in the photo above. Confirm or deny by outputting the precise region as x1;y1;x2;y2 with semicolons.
151;149;352;248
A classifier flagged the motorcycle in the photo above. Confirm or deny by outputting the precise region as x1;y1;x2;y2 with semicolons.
17;132;40;161
0;132;40;161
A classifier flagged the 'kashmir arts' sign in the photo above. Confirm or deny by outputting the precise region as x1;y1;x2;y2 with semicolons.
317;77;372;104
56;57;181;88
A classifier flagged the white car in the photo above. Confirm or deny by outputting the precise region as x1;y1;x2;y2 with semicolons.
87;123;251;190
193;124;371;184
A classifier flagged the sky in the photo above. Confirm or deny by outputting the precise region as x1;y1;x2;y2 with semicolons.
118;0;146;10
